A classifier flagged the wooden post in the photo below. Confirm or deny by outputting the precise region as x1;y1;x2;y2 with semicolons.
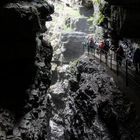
116;54;119;75
126;59;128;86
106;53;107;66
100;51;101;62
110;54;112;70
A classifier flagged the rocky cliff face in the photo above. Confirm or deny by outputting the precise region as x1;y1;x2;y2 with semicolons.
108;4;140;38
102;0;140;40
0;0;54;139
48;55;139;139
46;1;140;139
99;0;140;62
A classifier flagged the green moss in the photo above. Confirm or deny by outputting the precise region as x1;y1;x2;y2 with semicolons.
87;0;106;26
97;12;105;25
88;11;105;26
87;16;94;25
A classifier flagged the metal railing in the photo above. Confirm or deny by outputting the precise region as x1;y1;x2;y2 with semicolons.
83;45;140;88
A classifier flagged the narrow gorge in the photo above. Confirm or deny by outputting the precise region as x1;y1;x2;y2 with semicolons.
0;0;140;140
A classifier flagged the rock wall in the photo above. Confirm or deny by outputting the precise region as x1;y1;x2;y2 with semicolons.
0;0;54;139
103;0;140;39
65;57;137;139
48;55;139;139
61;32;87;62
99;0;140;65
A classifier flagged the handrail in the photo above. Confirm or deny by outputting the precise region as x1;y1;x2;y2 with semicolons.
85;44;140;88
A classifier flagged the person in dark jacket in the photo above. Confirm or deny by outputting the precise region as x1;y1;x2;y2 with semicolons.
133;48;140;73
87;36;95;54
116;46;125;66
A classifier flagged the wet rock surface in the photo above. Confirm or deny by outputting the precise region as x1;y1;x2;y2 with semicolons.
61;32;86;62
49;55;139;140
71;18;90;33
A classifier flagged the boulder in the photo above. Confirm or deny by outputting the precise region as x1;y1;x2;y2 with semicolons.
79;5;94;17
71;17;90;33
61;32;87;62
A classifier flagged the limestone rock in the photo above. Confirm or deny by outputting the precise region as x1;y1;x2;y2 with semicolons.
61;32;87;62
63;55;138;139
81;0;93;9
71;17;90;33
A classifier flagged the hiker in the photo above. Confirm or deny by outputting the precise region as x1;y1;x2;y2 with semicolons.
82;40;88;52
104;39;111;52
99;40;105;54
87;36;95;54
116;46;125;66
133;48;140;73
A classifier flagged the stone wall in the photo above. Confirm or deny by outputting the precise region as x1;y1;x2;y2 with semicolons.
105;0;140;38
0;0;54;139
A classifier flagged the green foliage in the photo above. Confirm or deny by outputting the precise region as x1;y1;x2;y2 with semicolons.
96;12;105;25
69;10;81;18
88;11;105;26
55;4;85;33
87;16;94;25
63;25;74;32
87;0;105;26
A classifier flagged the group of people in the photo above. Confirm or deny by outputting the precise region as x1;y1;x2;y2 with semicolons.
83;35;124;63
82;35;140;73
82;36;96;54
116;46;140;73
82;35;108;55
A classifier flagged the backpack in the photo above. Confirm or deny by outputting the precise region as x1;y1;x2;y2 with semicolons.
99;42;105;49
117;46;125;58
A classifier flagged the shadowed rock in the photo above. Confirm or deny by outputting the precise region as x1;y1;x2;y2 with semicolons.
0;0;53;110
0;0;54;139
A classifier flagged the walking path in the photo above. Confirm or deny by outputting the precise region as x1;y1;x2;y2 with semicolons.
87;50;140;122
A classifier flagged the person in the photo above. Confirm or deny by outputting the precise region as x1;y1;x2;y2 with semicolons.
104;38;111;52
87;36;95;54
116;46;125;66
133;48;140;73
82;41;87;52
82;37;88;52
99;40;105;53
